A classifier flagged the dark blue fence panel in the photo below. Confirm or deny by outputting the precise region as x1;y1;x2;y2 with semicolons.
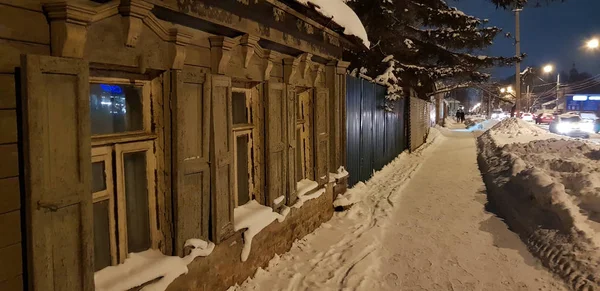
359;80;375;183
346;75;408;187
346;76;362;187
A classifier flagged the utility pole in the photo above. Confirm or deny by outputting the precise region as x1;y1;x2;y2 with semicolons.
555;74;560;111
526;85;530;112
514;7;522;114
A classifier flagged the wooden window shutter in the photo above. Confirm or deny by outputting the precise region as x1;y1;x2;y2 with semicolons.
286;85;297;205
314;87;330;185
265;82;287;207
171;69;211;254
210;74;235;243
20;55;93;291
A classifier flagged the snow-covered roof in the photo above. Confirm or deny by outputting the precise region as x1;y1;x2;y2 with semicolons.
294;0;370;48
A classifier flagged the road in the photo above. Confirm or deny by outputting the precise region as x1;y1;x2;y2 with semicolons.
534;123;600;144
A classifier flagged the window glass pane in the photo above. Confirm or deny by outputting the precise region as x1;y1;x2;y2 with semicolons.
236;135;250;206
232;91;248;124
93;200;112;271
90;83;143;135
92;162;106;193
123;151;151;253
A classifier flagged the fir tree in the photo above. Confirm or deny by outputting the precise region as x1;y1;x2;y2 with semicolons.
344;0;522;99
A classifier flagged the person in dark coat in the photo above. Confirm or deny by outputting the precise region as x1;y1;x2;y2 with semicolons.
456;109;461;122
460;110;466;123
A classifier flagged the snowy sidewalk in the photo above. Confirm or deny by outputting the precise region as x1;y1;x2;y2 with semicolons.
231;129;566;291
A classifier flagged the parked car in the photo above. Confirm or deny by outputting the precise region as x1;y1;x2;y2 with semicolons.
549;115;592;138
563;111;600;133
491;109;506;120
535;113;555;125
521;112;534;122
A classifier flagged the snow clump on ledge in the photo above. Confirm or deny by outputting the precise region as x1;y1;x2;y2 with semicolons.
95;239;215;291
234;200;288;262
294;0;370;48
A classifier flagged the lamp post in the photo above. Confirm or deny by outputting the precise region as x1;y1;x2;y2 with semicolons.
543;64;560;112
514;7;523;114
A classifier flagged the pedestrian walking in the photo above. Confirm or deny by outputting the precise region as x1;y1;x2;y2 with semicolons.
456;110;461;123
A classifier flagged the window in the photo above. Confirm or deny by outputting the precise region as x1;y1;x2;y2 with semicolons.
296;89;314;181
90;78;159;270
232;89;256;207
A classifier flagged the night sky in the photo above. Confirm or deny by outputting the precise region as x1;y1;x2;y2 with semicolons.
453;0;600;79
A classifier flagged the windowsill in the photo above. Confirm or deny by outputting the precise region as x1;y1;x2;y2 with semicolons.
92;132;157;146
232;124;253;131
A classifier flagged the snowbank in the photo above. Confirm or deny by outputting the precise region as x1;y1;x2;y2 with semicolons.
294;0;369;47
95;239;215;291
234;200;287;262
477;118;600;289
292;179;325;209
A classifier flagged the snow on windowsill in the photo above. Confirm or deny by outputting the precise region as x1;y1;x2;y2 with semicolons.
273;195;285;205
292;179;325;209
234;200;288;262
94;239;215;291
294;0;370;48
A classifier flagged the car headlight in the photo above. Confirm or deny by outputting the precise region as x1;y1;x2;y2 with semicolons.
557;123;573;133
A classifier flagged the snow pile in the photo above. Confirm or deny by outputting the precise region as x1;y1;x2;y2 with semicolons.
234;200;288;262
478;119;600;284
228;127;445;291
487;118;555;145
95;239;215;291
294;0;370;47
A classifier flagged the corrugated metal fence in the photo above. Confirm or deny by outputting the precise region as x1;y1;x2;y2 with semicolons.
346;76;407;187
408;97;433;151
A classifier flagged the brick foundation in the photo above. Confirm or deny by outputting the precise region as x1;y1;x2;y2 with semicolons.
167;183;335;291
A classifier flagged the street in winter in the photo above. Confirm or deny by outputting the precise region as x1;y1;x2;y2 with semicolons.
2;0;600;291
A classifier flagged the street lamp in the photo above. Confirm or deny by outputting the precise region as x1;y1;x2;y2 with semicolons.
586;38;599;50
542;63;560;111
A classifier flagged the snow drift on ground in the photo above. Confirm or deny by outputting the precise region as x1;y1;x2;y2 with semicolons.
294;0;370;47
478;118;600;287
228;128;444;291
95;239;215;291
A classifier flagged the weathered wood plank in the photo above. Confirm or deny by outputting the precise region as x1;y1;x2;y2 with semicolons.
0;0;42;11
0;243;22;283
0;4;49;45
0;39;49;73
0;275;23;291
0;110;17;144
0;144;18;178
0;74;16;109
0;210;20;248
0;177;19;214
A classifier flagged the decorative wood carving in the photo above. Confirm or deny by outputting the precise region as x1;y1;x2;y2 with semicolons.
313;64;325;87
209;36;236;75
336;61;351;75
119;0;154;47
240;34;260;69
44;2;95;58
263;50;279;81
299;53;313;79
283;57;300;85
168;28;192;70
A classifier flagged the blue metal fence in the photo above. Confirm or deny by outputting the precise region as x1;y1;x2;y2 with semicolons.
346;75;407;187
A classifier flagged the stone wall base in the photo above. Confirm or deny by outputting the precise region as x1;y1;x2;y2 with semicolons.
168;183;335;291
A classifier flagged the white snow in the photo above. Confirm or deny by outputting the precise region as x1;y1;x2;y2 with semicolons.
486;118;557;145
234;200;287;262
273;195;285;205
229;126;567;291
292;179;325;209
94;239;215;291
294;0;370;47
335;166;349;179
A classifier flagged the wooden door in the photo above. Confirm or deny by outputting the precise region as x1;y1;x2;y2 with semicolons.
21;54;93;291
265;82;287;206
172;69;211;254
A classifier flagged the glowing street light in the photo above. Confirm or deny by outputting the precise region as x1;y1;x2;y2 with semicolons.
586;38;599;50
506;86;513;93
543;64;554;73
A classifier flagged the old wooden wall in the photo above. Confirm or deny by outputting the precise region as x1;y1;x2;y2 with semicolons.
0;1;50;290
